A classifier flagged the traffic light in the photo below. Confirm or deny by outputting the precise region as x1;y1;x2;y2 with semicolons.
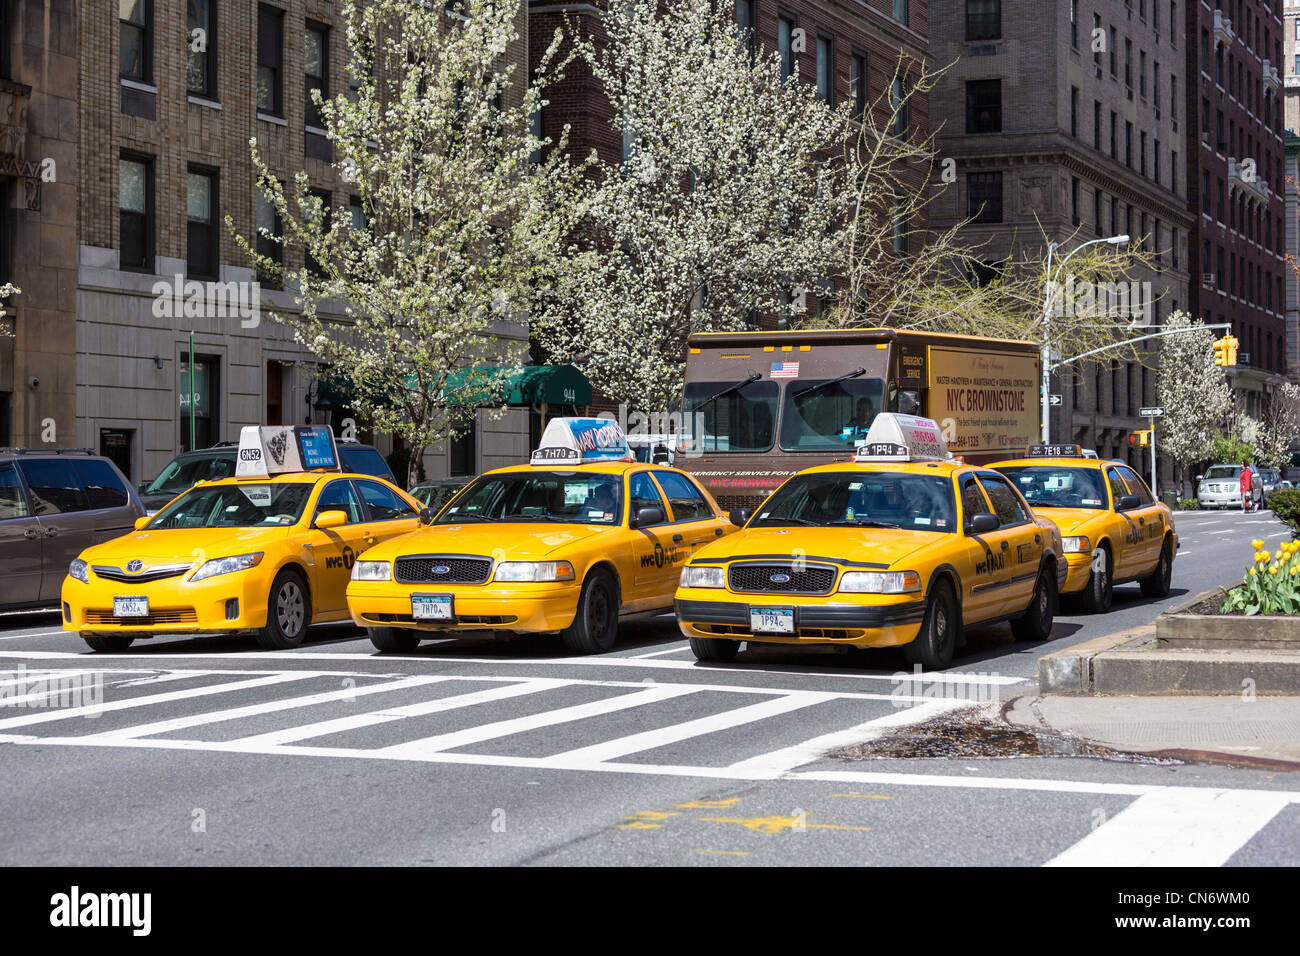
1128;429;1151;448
1213;335;1240;367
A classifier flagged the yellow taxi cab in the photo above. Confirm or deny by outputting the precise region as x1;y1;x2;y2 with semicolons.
674;414;1066;669
990;445;1177;613
346;417;735;654
62;425;422;651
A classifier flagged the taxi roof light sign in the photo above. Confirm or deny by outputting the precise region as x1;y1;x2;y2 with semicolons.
853;413;949;462
235;425;341;478
1025;444;1085;458
530;417;632;466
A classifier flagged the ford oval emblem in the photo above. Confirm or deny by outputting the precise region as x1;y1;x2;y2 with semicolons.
126;560;144;573
432;565;451;575
770;572;791;584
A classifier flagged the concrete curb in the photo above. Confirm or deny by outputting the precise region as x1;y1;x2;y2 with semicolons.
1037;626;1150;695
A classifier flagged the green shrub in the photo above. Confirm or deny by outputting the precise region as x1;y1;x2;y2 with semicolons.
1208;433;1253;464
1177;498;1200;511
1266;488;1300;533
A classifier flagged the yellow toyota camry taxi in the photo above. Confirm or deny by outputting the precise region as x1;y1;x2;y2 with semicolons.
674;414;1066;669
346;417;734;654
62;426;421;651
990;446;1177;613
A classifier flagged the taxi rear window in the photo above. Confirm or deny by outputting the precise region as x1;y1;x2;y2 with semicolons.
750;472;956;532
435;472;623;526
995;466;1107;509
149;484;311;529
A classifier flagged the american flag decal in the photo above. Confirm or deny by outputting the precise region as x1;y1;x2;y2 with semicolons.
770;361;799;378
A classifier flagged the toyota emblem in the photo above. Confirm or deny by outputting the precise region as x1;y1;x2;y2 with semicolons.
126;560;144;573
769;573;791;584
432;565;450;575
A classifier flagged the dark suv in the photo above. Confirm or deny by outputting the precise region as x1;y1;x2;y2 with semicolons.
0;449;145;610
139;440;396;512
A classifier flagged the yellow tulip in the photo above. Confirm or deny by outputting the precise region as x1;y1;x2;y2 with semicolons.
1270;566;1279;575
1250;568;1258;576
1253;539;1265;549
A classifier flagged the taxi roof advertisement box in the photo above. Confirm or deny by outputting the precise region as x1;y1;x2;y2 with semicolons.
530;418;631;466
236;425;341;477
928;346;1039;457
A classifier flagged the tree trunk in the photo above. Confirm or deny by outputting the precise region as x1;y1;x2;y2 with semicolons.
406;445;427;490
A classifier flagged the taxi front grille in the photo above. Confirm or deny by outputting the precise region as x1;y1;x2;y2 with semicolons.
85;608;198;626
394;556;492;585
727;563;836;595
91;564;192;583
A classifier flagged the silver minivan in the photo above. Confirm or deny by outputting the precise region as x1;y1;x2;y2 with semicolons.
1196;464;1263;510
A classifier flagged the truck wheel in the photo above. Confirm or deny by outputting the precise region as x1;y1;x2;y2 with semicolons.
1139;538;1174;598
560;569;619;654
1079;545;1113;614
81;632;134;652
368;627;422;653
689;636;740;663
255;568;311;650
1011;567;1056;642
903;579;957;670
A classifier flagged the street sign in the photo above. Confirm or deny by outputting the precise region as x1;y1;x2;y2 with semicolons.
1048;394;1063;407
1139;406;1165;417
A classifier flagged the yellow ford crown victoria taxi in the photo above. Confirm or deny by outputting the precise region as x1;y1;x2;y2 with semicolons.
346;417;734;654
675;414;1066;669
62;426;421;651
990;446;1177;613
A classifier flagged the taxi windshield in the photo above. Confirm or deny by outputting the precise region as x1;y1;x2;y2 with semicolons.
435;472;623;526
149;483;311;529
996;466;1108;510
750;471;956;532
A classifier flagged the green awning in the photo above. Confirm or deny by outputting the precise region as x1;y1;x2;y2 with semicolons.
443;364;592;407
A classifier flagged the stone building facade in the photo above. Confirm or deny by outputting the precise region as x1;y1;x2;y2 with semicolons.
928;0;1191;487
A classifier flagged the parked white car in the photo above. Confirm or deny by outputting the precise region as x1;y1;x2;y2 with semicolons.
1196;464;1263;509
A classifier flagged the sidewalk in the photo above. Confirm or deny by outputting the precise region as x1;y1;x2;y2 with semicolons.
1004;694;1300;767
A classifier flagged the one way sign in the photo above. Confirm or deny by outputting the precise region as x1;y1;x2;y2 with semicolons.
1139;406;1165;418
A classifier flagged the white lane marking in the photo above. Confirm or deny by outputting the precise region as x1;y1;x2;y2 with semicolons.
547;691;834;764
376;684;700;757
0;630;71;640
0;650;1023;686
230;678;573;747
1044;789;1293;867
626;646;691;659
0;670;197;707
726;698;973;775
0;673;316;730
76;675;449;742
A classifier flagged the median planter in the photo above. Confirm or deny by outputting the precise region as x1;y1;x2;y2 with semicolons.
1155;589;1300;650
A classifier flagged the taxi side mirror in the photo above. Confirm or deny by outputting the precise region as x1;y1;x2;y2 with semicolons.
630;506;665;528
133;516;150;530
418;507;434;526
728;508;752;527
314;510;348;529
967;513;999;534
1116;494;1140;511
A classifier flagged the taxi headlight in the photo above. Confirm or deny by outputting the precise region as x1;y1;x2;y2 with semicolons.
680;565;725;589
352;560;392;581
191;553;264;581
1062;536;1092;553
838;570;921;594
68;559;89;584
493;561;575;583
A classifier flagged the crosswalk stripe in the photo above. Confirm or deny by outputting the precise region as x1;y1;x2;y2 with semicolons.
75;675;450;742
546;691;833;764
0;670;196;708
0;673;316;730
1043;789;1293;867
375;683;699;757
230;678;574;747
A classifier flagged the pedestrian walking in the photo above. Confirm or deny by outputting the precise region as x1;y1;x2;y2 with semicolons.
1240;460;1254;513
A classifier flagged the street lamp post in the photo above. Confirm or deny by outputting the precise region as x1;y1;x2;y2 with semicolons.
1040;234;1131;443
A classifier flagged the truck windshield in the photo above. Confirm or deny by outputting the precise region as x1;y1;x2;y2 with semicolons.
778;377;888;451
751;472;956;532
682;380;778;452
995;466;1108;510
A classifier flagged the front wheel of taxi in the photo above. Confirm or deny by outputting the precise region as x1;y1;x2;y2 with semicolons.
903;580;957;671
1139;539;1174;598
1078;545;1113;614
688;636;741;663
560;569;619;655
255;568;312;650
1011;566;1057;642
369;626;421;653
81;632;135;652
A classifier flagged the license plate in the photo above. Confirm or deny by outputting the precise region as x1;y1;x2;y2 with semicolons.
411;594;453;621
113;596;149;618
750;606;794;634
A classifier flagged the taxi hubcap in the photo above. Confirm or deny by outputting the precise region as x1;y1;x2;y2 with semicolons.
588;585;611;635
278;582;304;636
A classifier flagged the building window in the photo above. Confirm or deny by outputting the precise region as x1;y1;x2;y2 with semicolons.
893;0;908;27
186;167;219;279
1109;111;1117;159
119;155;153;272
186;0;216;99
307;188;331;277
1071;177;1080;226
966;0;1000;41
1093;100;1101;149
1125;121;1132;167
1139;50;1146;98
778;15;795;82
450;416;476;477
1093;189;1102;237
851;52;868;118
255;190;282;288
1069;0;1078;48
1140;131;1147;176
967;172;1003;224
891;73;910;136
735;0;756;52
305;21;329;129
120;0;152;83
965;79;1001;134
257;4;284;116
1153;138;1160;185
1070;87;1078;137
1109;27;1117;76
1124;39;1132;95
816;35;833;103
1093;14;1102;67
178;355;219;453
893;194;910;255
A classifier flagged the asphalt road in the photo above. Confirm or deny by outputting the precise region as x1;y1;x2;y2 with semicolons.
1;506;1297;866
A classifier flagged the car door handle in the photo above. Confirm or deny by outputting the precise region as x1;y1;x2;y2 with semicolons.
1000;541;1009;550
44;527;58;537
1139;517;1145;524
672;534;683;543
714;528;723;536
24;528;39;539
1034;534;1041;543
